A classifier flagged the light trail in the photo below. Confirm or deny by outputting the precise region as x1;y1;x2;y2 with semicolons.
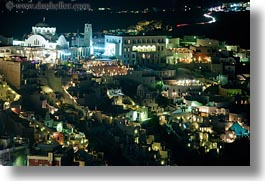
176;12;217;28
203;13;216;24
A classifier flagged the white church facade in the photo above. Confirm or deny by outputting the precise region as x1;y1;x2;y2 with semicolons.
13;21;69;50
12;19;93;63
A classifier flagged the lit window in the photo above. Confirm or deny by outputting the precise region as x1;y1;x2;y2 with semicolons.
151;45;156;51
132;46;137;51
142;46;147;52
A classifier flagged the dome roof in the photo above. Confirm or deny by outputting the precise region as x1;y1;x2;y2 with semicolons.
35;22;51;27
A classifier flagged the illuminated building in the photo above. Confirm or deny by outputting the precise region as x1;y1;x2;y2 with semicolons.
52;132;64;145
104;35;167;65
229;122;250;137
166;48;193;64
70;24;94;59
27;152;62;166
84;24;94;55
196;38;220;47
162;79;203;99
0;57;39;91
166;38;180;49
13;19;69;50
0;46;25;60
10;19;71;63
125;107;148;122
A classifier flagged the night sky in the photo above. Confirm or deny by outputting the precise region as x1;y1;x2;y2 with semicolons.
0;0;250;48
0;0;249;9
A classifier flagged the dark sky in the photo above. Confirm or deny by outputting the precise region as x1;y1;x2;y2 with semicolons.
0;0;250;10
0;0;250;48
0;0;238;9
60;0;249;8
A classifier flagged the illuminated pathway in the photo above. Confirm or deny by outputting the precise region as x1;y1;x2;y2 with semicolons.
201;12;216;24
176;12;217;28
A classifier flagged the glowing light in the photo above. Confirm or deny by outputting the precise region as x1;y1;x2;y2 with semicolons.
104;43;116;56
132;45;156;52
204;13;216;24
56;122;63;132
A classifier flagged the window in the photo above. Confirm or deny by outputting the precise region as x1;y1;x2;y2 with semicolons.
132;46;137;51
147;54;151;59
34;39;40;45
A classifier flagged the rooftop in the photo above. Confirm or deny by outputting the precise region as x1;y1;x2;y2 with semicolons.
35;22;52;28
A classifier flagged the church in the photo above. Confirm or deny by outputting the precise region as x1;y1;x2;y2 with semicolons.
13;18;69;50
12;18;93;62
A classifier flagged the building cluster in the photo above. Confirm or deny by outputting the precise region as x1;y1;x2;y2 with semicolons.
0;20;250;166
1;18;93;63
209;2;250;12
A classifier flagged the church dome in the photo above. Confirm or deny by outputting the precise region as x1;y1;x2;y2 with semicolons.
35;22;50;27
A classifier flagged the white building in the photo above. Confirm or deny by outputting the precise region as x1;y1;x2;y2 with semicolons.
12;20;70;62
104;35;167;65
84;24;94;55
162;79;203;99
70;23;94;58
13;21;69;50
